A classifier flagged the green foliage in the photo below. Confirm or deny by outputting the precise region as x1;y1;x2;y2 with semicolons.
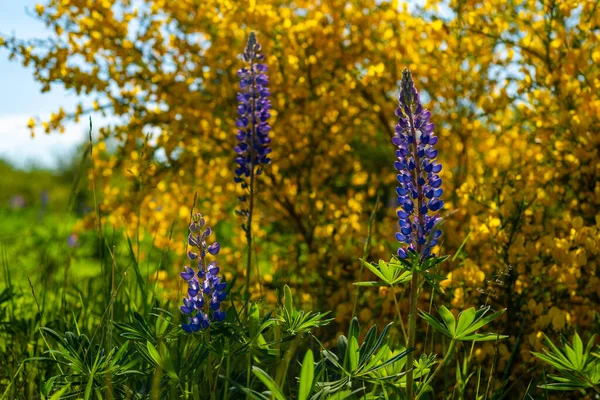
313;318;410;397
277;285;333;335
37;328;143;399
354;259;412;288
533;332;600;394
419;306;508;342
298;350;316;400
252;366;288;400
394;253;449;294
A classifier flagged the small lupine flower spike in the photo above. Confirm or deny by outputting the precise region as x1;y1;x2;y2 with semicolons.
393;68;444;261
234;32;272;215
180;212;227;333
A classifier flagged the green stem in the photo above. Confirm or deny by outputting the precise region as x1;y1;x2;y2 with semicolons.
351;196;379;319
224;350;231;399
589;381;600;395
405;83;426;400
275;336;299;392
245;55;258;303
391;285;408;346
0;362;23;400
406;273;419;399
246;347;252;400
205;330;216;400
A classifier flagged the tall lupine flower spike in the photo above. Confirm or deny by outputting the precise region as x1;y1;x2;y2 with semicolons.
234;32;272;299
180;213;227;333
234;32;272;198
393;68;444;261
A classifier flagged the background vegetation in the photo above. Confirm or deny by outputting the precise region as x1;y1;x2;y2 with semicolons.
0;0;599;398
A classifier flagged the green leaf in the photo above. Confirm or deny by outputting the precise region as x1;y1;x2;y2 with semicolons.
542;334;575;369
460;333;508;342
49;384;71;400
146;341;161;366
438;306;456;336
360;259;389;283
299;350;315;400
584;334;597;362
572;332;583;369
364;348;411;374
358;324;378;367
419;310;451;338
563;342;579;370
533;352;570;371
325;390;354;400
123;228;149;305
363;344;390;372
379;259;392;282
361;322;394;373
252;367;287;400
84;373;94;400
159;341;178;380
353;281;387;287
538;382;590;391
349;318;360;341
348;336;359;372
284;285;294;317
455;308;476;337
337;335;347;368
391;271;412;284
460;308;506;337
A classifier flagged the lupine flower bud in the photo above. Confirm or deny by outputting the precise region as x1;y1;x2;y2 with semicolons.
394;69;444;261
234;32;272;209
180;213;227;332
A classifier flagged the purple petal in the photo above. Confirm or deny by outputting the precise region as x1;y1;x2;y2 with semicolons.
207;242;220;256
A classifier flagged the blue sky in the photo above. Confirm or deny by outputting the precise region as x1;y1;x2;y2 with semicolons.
0;0;96;169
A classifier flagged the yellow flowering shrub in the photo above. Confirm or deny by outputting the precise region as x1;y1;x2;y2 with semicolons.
2;0;599;389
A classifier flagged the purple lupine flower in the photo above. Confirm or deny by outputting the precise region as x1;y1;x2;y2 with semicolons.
181;212;227;333
234;32;272;209
67;233;79;248
393;69;444;261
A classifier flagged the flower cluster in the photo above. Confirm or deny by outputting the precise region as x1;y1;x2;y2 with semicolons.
393;68;444;260
234;32;272;200
180;213;227;332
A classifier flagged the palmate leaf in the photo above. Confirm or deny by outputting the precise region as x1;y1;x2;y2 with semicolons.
314;318;410;385
277;285;333;335
355;259;412;287
419;306;507;342
533;332;600;393
39;328;143;397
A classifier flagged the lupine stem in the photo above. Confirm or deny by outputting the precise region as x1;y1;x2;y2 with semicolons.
236;32;272;301
245;54;256;302
391;284;408;346
246;349;252;400
406;79;426;400
245;102;255;303
406;273;419;399
224;349;231;399
275;336;299;392
352;196;379;320
205;329;217;400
